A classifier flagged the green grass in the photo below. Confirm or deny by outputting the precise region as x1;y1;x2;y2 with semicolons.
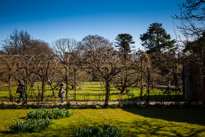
0;108;205;137
0;81;183;101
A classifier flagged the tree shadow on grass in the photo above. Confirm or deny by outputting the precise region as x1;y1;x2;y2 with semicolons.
127;120;205;137
123;108;205;126
1;121;205;137
0;131;14;134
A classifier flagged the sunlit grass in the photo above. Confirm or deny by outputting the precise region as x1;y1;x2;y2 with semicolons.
0;81;182;101
0;108;204;137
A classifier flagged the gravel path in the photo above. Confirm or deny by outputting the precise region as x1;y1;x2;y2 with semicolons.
0;100;189;106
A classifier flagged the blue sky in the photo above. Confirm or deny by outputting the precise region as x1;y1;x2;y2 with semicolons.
0;0;182;50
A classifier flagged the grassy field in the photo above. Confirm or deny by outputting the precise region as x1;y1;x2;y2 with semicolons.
0;81;183;102
0;108;204;137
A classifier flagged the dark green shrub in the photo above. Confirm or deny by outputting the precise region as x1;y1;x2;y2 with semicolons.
75;126;99;137
48;108;72;119
97;125;123;137
110;104;118;108
0;103;6;109
138;104;146;108
125;89;130;94
71;104;79;109
95;104;102;109
128;93;134;97
26;108;72;119
9;119;52;133
27;109;49;119
74;125;123;137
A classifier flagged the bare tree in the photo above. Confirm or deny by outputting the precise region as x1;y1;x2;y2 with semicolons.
53;38;78;100
47;60;64;96
174;0;205;38
13;55;37;101
0;55;18;101
142;52;152;104
78;35;124;107
112;55;139;94
175;0;205;103
2;30;53;56
32;54;55;101
2;30;31;55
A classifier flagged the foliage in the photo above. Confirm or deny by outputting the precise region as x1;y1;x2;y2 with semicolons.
95;104;102;109
140;22;176;54
9;119;52;133
75;125;123;137
184;33;205;55
9;108;72;133
75;126;99;137
27;108;72;119
115;33;135;54
49;108;72;119
27;108;49;119
183;33;205;67
98;125;123;137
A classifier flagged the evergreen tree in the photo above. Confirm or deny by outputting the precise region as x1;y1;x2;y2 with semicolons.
115;34;135;93
115;33;135;56
140;23;175;54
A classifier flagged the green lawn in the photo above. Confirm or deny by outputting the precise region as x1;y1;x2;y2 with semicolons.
0;108;204;137
0;81;183;102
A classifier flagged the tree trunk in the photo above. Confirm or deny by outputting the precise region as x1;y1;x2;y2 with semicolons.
74;69;77;101
24;79;28;102
52;89;55;96
202;50;205;104
71;85;75;90
41;79;45;101
120;55;128;94
183;65;191;101
140;86;143;101
8;68;12;101
146;68;150;105
48;81;56;96
120;84;126;93
25;67;28;101
140;57;143;101
120;75;127;93
65;67;69;100
104;80;110;107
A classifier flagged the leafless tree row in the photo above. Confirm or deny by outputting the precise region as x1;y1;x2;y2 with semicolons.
0;0;204;105
0;34;184;106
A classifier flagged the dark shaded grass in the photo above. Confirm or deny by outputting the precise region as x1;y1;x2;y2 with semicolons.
123;107;205;125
